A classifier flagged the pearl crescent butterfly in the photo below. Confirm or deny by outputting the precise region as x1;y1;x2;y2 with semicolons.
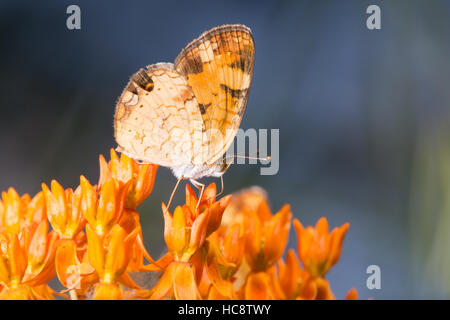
114;24;255;200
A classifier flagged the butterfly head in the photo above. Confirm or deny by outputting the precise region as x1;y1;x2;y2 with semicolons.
210;156;232;177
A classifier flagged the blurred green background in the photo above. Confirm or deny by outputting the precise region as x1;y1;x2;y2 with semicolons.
1;0;450;299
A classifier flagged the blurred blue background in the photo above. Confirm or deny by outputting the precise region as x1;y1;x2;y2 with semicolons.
1;0;450;299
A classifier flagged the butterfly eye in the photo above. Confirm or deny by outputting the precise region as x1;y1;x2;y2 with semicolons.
132;69;155;92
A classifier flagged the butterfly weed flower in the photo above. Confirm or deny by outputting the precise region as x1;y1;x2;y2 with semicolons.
235;200;291;300
0;189;58;299
79;174;143;299
163;183;231;263
98;149;158;210
196;223;244;299
276;249;311;299
41;181;96;299
244;201;292;273
99;150;159;273
80;175;130;237
294;217;349;278
274;248;339;300
86;223;139;299
0;166;357;300
287;217;359;300
42;181;85;240
150;183;231;300
209;224;244;281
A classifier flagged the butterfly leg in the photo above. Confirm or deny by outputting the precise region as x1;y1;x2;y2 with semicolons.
189;179;205;213
216;176;225;198
167;175;184;211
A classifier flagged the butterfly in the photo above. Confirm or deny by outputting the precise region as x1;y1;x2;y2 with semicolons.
114;24;255;206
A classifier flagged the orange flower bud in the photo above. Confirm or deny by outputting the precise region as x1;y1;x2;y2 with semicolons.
22;220;58;286
42;181;85;239
163;184;231;262
0;233;27;288
99;149;158;209
24;192;47;233
244;202;292;272
208;224;244;280
1;188;26;235
294;217;349;278
86;223;138;284
277;249;308;299
80;176;129;236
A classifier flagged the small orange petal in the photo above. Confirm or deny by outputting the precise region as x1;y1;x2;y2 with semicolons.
345;288;358;300
51;180;68;232
96;179;117;234
3;188;25;234
8;235;28;282
86;224;104;277
173;262;201;300
27;220;49;269
0;246;10;283
93;283;123;300
245;272;273;300
256;200;272;222
316;217;329;234
202;183;217;206
0;286;33;300
263;204;291;267
329;222;350;267
170;206;188;258
205;262;235;299
80;176;98;228
187;210;210;257
185;185;198;214
55;239;79;288
103;225;137;283
206;195;232;236
150;262;176;300
26;191;46;228
98;154;111;186
222;224;244;269
314;277;336;300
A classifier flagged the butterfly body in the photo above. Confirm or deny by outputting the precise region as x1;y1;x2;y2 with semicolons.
170;163;225;180
114;24;254;184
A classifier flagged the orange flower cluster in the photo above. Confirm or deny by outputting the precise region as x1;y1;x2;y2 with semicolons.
0;149;356;300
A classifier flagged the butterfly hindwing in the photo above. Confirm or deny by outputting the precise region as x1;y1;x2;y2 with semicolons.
174;24;255;165
114;63;205;166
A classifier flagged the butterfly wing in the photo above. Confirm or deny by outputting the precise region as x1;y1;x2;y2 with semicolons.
114;63;205;167
174;24;255;165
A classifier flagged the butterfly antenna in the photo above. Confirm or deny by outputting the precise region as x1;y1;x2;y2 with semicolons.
167;175;183;211
225;152;271;163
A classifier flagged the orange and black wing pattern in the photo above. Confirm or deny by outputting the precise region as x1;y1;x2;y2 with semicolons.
174;24;255;165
